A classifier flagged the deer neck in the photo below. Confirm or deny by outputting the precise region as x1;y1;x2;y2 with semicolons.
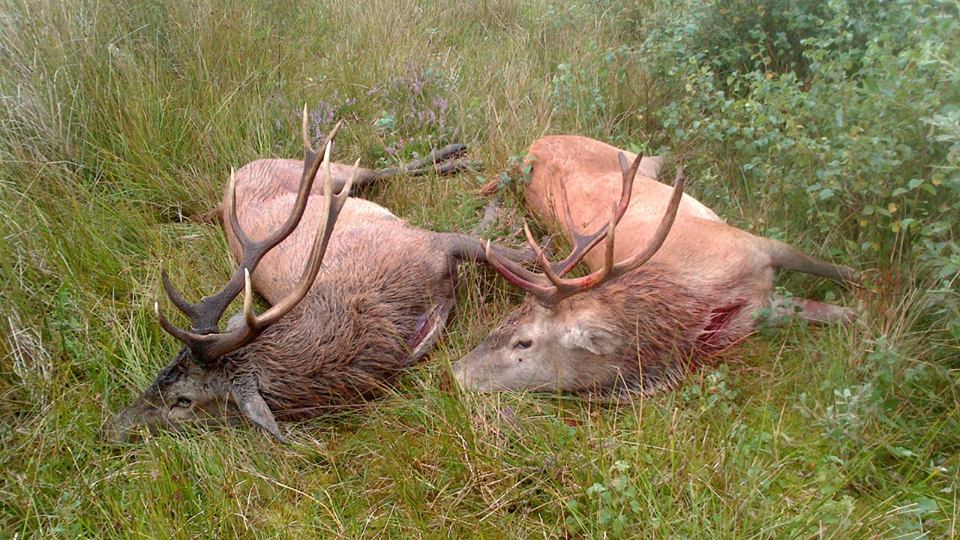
224;266;449;419
585;266;714;395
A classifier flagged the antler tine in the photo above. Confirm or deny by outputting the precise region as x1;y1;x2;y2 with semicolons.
155;299;246;359
157;115;347;360
227;168;252;248
317;120;343;156
155;302;202;347
484;226;544;286
482;214;605;303
301;103;311;151
548;151;641;276
244;148;355;332
484;153;682;306
250;137;330;252
588;201;619;286
522;221;574;290
160;262;198;319
483;240;557;298
603;165;684;279
603;201;618;274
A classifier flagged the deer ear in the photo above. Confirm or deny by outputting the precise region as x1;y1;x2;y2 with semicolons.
231;380;285;443
560;323;620;356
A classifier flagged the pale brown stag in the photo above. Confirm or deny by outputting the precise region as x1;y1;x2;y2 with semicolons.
107;110;526;442
452;136;859;396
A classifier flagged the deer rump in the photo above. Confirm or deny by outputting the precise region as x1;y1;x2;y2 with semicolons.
452;135;858;397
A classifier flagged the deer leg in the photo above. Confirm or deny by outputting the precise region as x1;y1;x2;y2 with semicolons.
442;233;536;265
769;295;856;325
400;157;480;177
330;145;479;190
763;238;861;285
402;143;467;169
335;169;379;191
371;144;480;179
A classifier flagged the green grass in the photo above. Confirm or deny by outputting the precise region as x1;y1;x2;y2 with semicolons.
1;0;957;537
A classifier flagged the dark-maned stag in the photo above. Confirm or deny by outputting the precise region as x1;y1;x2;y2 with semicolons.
452;136;859;396
106;109;527;442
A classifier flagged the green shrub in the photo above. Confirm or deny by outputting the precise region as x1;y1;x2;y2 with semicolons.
639;0;960;344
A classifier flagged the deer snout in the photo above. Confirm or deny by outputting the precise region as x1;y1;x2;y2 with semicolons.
101;411;136;444
451;357;492;392
102;399;158;444
450;352;497;392
449;360;467;390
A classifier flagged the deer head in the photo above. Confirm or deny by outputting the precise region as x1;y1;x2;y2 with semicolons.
106;109;354;443
451;152;686;394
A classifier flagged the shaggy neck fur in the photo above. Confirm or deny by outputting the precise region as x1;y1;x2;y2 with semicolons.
571;266;729;396
223;232;454;420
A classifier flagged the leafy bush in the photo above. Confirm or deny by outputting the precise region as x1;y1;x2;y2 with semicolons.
639;0;960;344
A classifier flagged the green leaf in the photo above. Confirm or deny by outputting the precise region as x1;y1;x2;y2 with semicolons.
914;497;938;516
587;483;606;497
373;111;396;130
889;446;915;457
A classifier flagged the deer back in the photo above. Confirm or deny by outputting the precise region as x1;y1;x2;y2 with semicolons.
225;158;409;302
524;136;775;294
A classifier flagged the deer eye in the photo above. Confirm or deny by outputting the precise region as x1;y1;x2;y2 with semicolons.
514;339;532;350
172;397;192;409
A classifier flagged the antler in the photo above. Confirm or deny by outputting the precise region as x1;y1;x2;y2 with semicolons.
548;152;641;276
156;106;355;362
485;151;685;305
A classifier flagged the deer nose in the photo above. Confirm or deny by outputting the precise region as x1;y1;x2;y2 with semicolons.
452;360;473;388
101;409;145;444
101;416;132;444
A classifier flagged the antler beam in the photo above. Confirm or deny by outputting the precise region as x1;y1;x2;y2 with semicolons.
156;107;351;362
486;152;685;305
